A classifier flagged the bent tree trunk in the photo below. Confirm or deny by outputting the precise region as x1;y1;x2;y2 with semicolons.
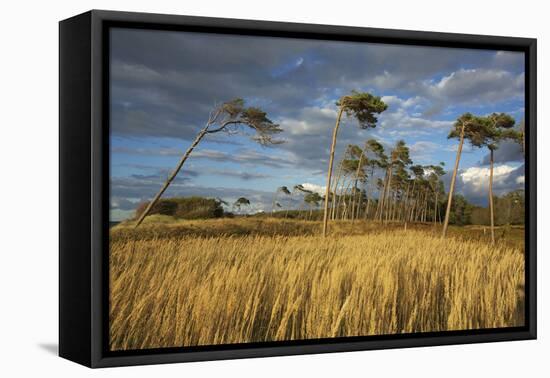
351;152;364;222
442;123;466;238
489;148;495;244
134;127;209;227
383;168;393;223
323;106;345;237
330;160;344;220
376;168;389;221
433;190;439;228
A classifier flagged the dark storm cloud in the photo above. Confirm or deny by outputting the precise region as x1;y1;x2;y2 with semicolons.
479;140;524;165
110;28;524;141
112;145;296;169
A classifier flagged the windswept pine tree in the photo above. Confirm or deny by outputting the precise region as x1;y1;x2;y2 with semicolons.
330;145;354;221
483;113;516;244
363;139;387;220
425;163;446;227
378;140;411;222
322;91;388;236
272;186;291;215
290;184;313;218
304;192;323;220
233;197;251;214
135;99;283;227
442;113;488;238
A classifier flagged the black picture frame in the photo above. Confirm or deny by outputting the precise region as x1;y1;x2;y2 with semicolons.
59;9;537;368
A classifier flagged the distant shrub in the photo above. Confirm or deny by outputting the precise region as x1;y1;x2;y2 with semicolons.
173;197;224;219
135;197;224;220
135;199;178;218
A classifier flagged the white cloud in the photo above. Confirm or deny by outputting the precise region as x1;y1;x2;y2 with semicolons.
369;70;402;89
458;164;524;205
378;103;454;133
279;106;337;136
422;68;524;104
440;163;524;206
461;164;515;188
301;183;326;195
516;176;525;184
381;95;426;109
409;141;442;163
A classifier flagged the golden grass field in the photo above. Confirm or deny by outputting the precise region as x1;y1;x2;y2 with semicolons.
109;218;525;351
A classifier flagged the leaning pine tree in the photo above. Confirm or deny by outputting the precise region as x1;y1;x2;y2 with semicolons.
484;113;516;244
442;113;486;238
272;186;291;216
134;99;283;227
322;91;387;237
233;197;251;215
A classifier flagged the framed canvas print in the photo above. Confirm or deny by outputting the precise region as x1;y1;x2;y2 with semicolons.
59;10;537;368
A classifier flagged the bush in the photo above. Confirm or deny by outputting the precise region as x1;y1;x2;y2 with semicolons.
135;199;178;218
135;197;225;220
173;197;224;219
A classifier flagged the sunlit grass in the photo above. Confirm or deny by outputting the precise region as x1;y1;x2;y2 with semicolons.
109;220;524;350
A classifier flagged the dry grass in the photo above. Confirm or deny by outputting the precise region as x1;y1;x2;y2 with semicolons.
112;217;525;247
109;222;524;351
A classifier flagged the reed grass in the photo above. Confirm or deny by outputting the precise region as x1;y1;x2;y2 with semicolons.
109;226;524;350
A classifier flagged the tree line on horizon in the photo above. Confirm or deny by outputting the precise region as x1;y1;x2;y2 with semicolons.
320;91;524;242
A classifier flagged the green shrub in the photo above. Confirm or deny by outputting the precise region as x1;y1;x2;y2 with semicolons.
135;197;225;220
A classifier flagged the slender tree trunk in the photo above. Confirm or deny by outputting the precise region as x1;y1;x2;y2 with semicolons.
351;152;364;222
409;197;416;223
416;190;423;222
365;167;375;220
381;183;388;221
350;187;356;221
375;174;385;221
342;181;352;220
489;148;495;245
356;188;364;220
377;168;390;221
383;168;393;223
351;187;358;221
330;160;344;221
323;106;345;237
335;178;345;220
389;191;395;222
134;126;209;227
402;183;410;223
356;189;361;220
386;191;392;222
423;195;428;223
433;191;438;227
348;186;354;220
442;122;466;238
392;191;399;221
407;180;416;223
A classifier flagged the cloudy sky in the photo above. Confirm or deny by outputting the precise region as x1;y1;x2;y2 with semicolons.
109;28;525;221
